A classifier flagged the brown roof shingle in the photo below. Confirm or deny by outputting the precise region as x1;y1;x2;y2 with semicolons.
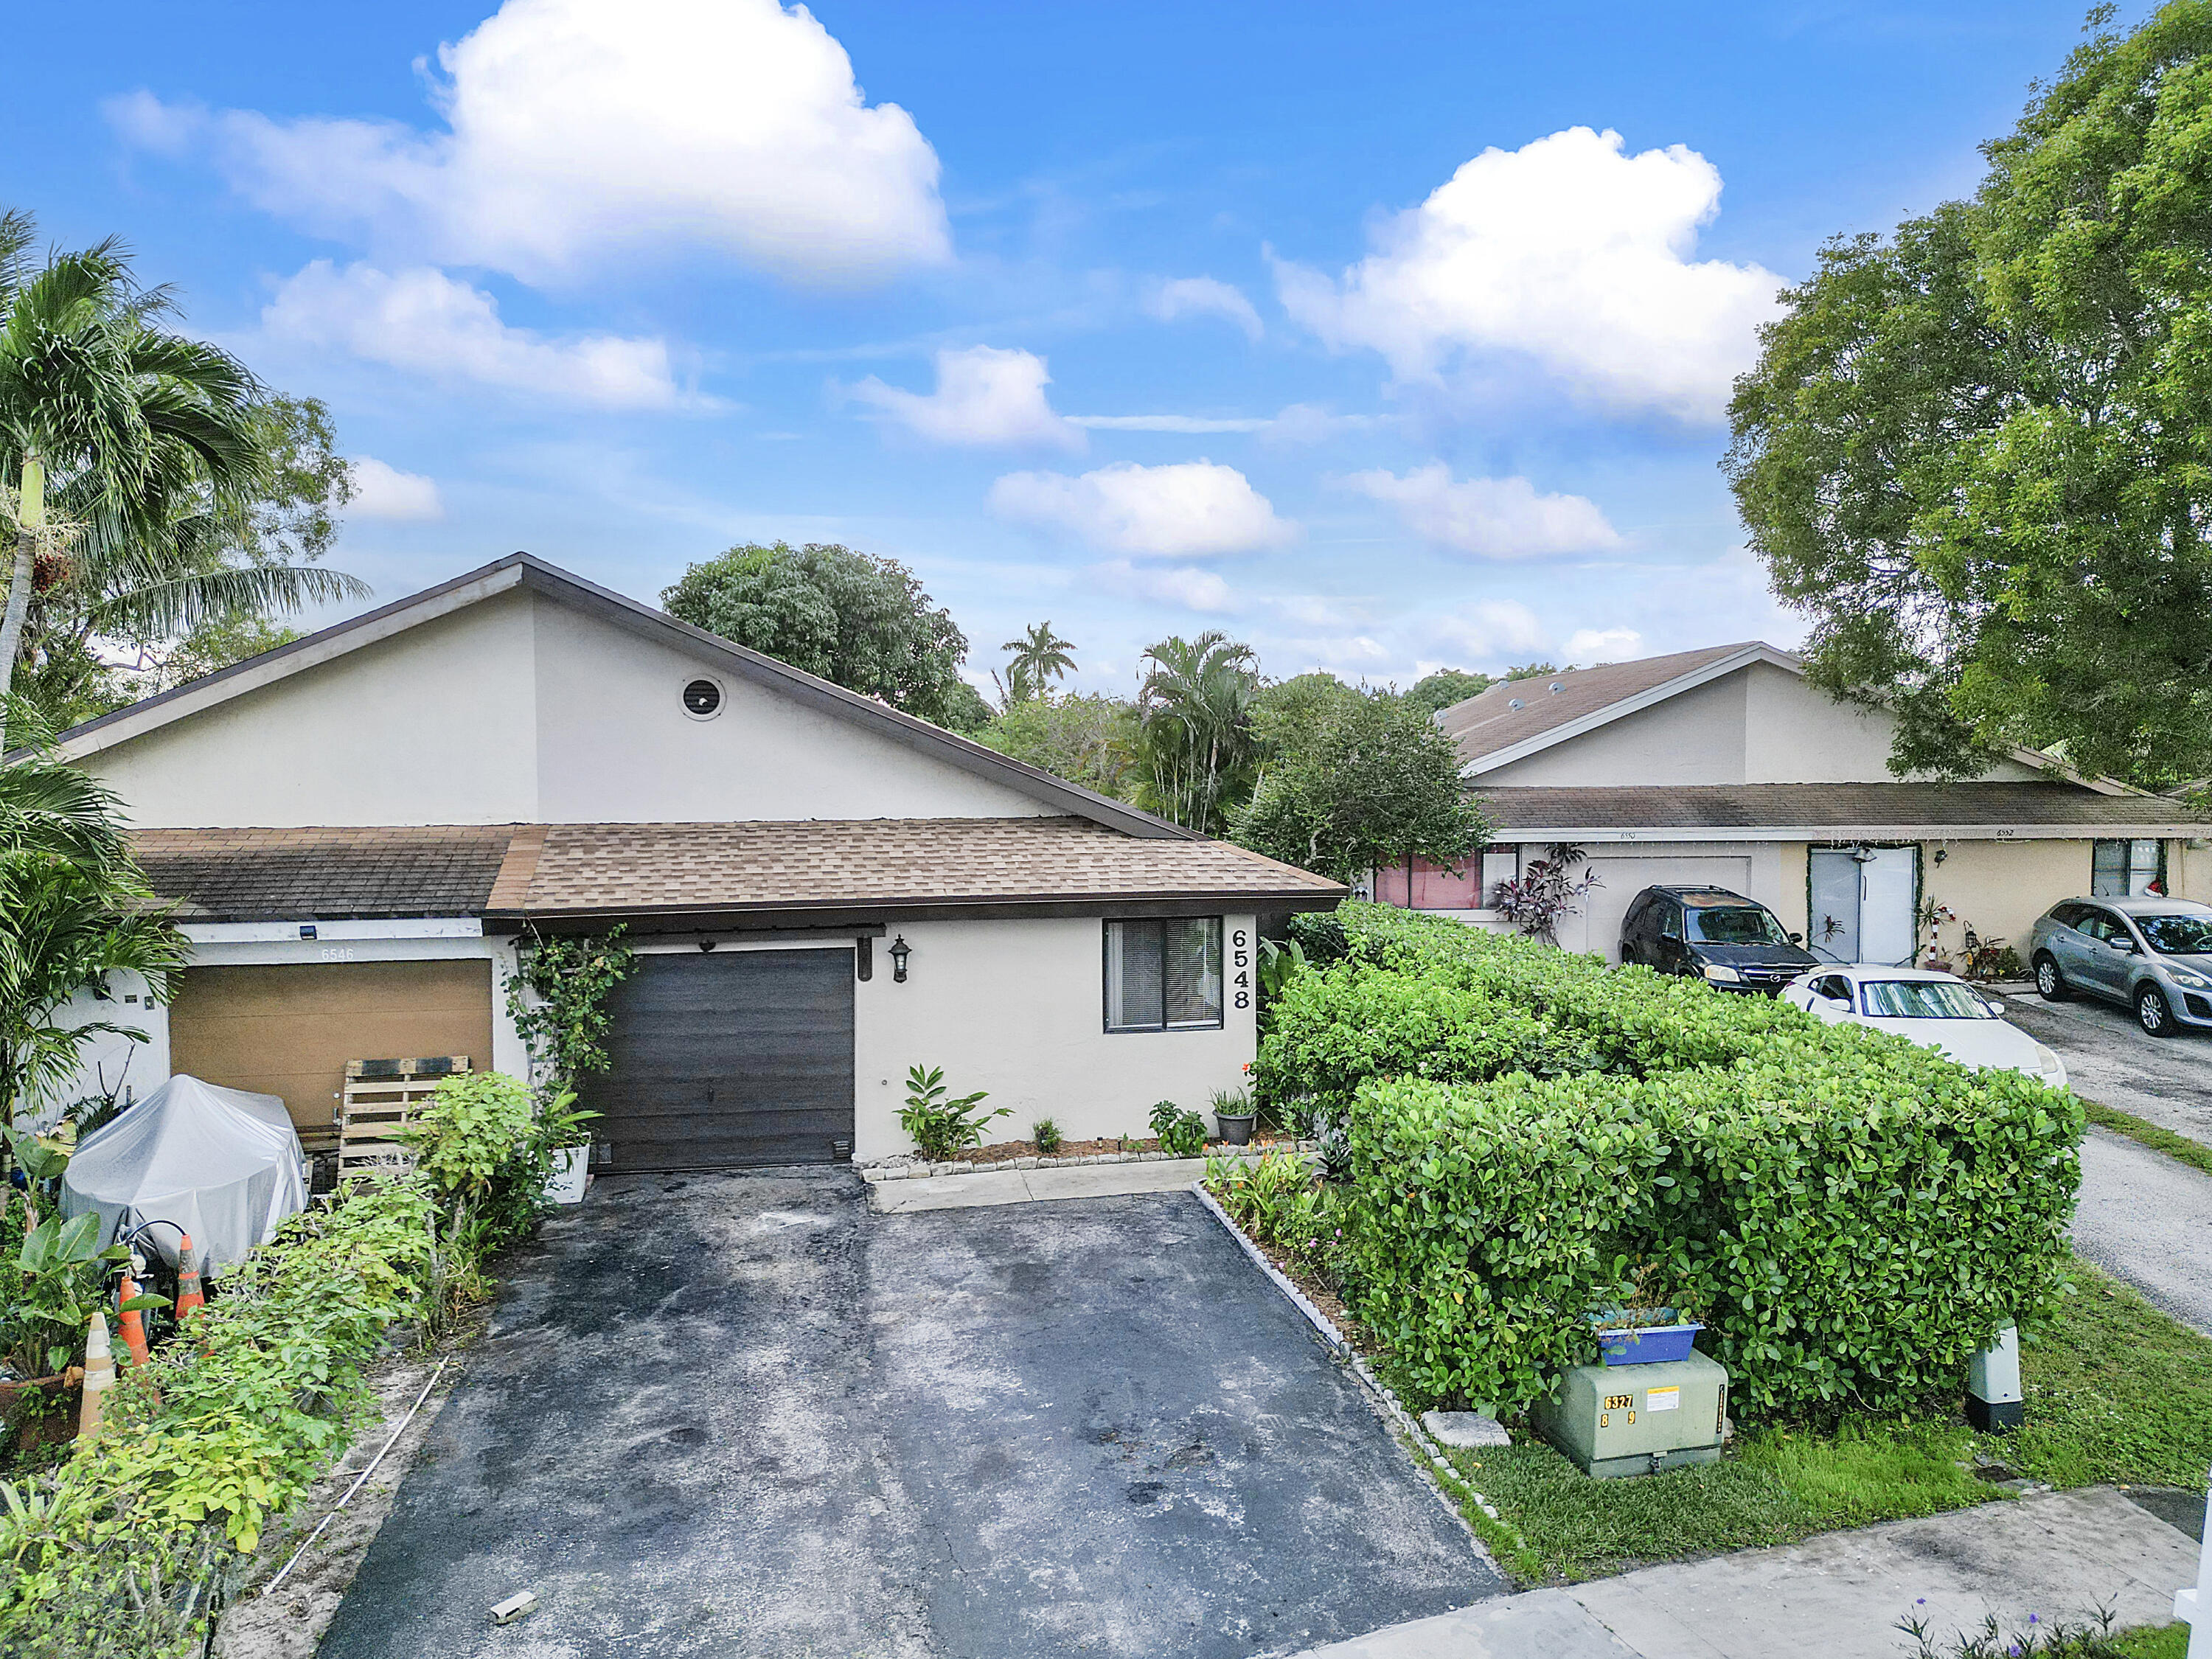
132;817;1343;922
510;817;1342;917
1440;643;1759;764
134;825;516;919
1478;783;2212;833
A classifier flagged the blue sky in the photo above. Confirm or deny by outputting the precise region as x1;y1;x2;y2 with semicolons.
5;0;2104;695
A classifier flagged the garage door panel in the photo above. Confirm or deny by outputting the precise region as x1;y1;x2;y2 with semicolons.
580;950;855;1172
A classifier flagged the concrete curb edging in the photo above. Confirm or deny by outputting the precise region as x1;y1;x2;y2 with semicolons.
862;1138;1320;1183
1187;1178;1528;1576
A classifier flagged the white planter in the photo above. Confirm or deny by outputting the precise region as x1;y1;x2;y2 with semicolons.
543;1145;591;1206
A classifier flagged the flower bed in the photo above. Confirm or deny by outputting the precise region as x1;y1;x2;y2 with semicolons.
863;1135;1317;1182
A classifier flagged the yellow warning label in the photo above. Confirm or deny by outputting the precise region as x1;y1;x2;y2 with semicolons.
1647;1385;1682;1413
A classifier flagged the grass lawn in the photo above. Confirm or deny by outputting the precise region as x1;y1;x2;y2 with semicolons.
1436;1257;2212;1587
2080;1097;2212;1182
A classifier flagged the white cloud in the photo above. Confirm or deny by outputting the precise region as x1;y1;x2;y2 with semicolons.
1276;126;1786;422
988;461;1295;558
1147;276;1264;340
1420;599;1551;662
1092;561;1237;612
348;456;445;521
847;346;1083;450
111;0;949;287
263;261;693;409
1349;464;1623;559
1564;626;1643;662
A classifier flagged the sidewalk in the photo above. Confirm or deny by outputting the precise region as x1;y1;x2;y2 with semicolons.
1290;1486;2194;1659
867;1155;1213;1212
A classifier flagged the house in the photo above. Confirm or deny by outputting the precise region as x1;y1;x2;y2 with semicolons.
1379;641;2211;965
43;554;1342;1169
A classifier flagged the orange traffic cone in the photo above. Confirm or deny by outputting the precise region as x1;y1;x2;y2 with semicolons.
116;1269;152;1367
174;1235;204;1323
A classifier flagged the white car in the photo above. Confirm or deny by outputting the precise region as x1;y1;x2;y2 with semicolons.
1782;965;2069;1090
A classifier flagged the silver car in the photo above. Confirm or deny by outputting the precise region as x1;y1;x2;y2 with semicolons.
2025;896;2212;1037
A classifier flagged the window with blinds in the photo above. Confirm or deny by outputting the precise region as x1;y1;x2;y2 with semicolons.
2091;838;2165;897
1104;918;1224;1032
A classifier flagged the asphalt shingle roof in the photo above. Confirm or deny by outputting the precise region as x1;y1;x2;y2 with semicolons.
1439;643;1759;764
132;817;1343;922
1477;783;2211;832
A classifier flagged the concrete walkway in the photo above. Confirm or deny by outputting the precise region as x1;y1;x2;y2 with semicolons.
1290;1486;2195;1659
869;1156;1214;1212
2075;1126;2212;1334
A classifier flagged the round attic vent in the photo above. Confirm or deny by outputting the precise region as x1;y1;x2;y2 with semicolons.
1548;681;1564;693
1508;697;1526;710
682;678;724;719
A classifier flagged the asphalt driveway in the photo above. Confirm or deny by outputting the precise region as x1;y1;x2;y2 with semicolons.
317;1172;1498;1659
1997;987;2212;1144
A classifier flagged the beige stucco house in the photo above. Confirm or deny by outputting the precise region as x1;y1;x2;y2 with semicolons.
1382;642;2210;966
45;554;1340;1169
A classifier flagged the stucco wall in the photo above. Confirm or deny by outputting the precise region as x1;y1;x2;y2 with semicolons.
82;587;1056;828
86;590;542;828
1476;661;2048;788
1915;838;2103;961
527;597;1049;823
851;914;1259;1162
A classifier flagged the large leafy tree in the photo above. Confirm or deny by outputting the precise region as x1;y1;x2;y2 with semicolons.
0;705;187;1124
0;216;364;740
998;619;1077;704
1234;692;1489;883
1405;668;1493;717
976;691;1140;799
662;541;990;733
1726;3;2212;787
1134;631;1261;833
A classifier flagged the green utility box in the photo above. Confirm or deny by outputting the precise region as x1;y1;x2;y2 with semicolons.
1531;1351;1729;1478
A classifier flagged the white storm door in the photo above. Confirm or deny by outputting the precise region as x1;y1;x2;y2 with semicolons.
1859;847;1919;966
1808;850;1861;963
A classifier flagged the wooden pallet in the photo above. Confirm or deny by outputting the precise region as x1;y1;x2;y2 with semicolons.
337;1056;469;1183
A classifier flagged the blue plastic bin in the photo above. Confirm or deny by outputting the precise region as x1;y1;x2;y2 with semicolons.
1596;1321;1703;1366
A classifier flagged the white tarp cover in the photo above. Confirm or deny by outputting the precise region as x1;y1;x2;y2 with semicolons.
60;1075;310;1275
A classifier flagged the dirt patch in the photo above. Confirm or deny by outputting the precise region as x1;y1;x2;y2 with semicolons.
212;1310;484;1659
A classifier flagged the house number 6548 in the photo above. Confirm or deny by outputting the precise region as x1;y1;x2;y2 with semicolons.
1231;928;1251;1009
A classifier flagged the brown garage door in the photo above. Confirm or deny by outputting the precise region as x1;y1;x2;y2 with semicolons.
168;960;496;1135
578;949;855;1171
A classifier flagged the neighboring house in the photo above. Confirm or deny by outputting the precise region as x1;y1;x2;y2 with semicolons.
40;554;1340;1169
1379;641;2211;966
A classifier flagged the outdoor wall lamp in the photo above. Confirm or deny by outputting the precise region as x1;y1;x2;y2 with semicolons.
889;934;911;982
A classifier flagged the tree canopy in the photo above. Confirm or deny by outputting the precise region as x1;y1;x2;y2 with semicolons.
1726;2;2212;789
1133;631;1262;834
661;541;990;734
976;691;1140;800
998;619;1076;704
1405;668;1492;716
1233;692;1489;884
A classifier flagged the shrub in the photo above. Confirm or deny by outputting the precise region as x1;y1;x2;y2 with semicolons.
900;1065;1009;1160
0;1180;437;1657
1030;1118;1062;1155
1340;1034;2082;1418
397;1071;587;1253
1208;1148;1335;1265
1149;1101;1207;1158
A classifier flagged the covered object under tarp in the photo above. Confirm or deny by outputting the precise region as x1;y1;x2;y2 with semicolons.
60;1075;310;1275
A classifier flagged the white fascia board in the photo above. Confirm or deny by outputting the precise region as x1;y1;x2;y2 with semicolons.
58;565;528;762
180;917;486;945
1458;644;1786;778
1487;824;2206;844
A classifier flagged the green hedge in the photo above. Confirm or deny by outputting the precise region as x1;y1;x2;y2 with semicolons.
0;1181;437;1659
1279;905;2084;1419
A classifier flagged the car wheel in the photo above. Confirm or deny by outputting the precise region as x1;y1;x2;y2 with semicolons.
2138;984;2180;1037
2034;954;2070;1002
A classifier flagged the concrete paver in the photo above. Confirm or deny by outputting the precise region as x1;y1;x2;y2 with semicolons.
869;1156;1212;1212
1294;1487;2197;1659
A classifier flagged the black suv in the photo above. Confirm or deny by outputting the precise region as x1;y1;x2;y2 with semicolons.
1618;886;1818;994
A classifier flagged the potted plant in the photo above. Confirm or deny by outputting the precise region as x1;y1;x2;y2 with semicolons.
1587;1260;1703;1366
1210;1086;1258;1147
536;1093;599;1206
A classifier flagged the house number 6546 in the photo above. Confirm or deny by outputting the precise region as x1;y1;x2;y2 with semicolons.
1231;928;1251;1009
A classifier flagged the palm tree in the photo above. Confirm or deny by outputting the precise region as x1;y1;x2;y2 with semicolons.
0;706;186;1124
1000;620;1077;704
1135;631;1260;833
0;212;365;745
